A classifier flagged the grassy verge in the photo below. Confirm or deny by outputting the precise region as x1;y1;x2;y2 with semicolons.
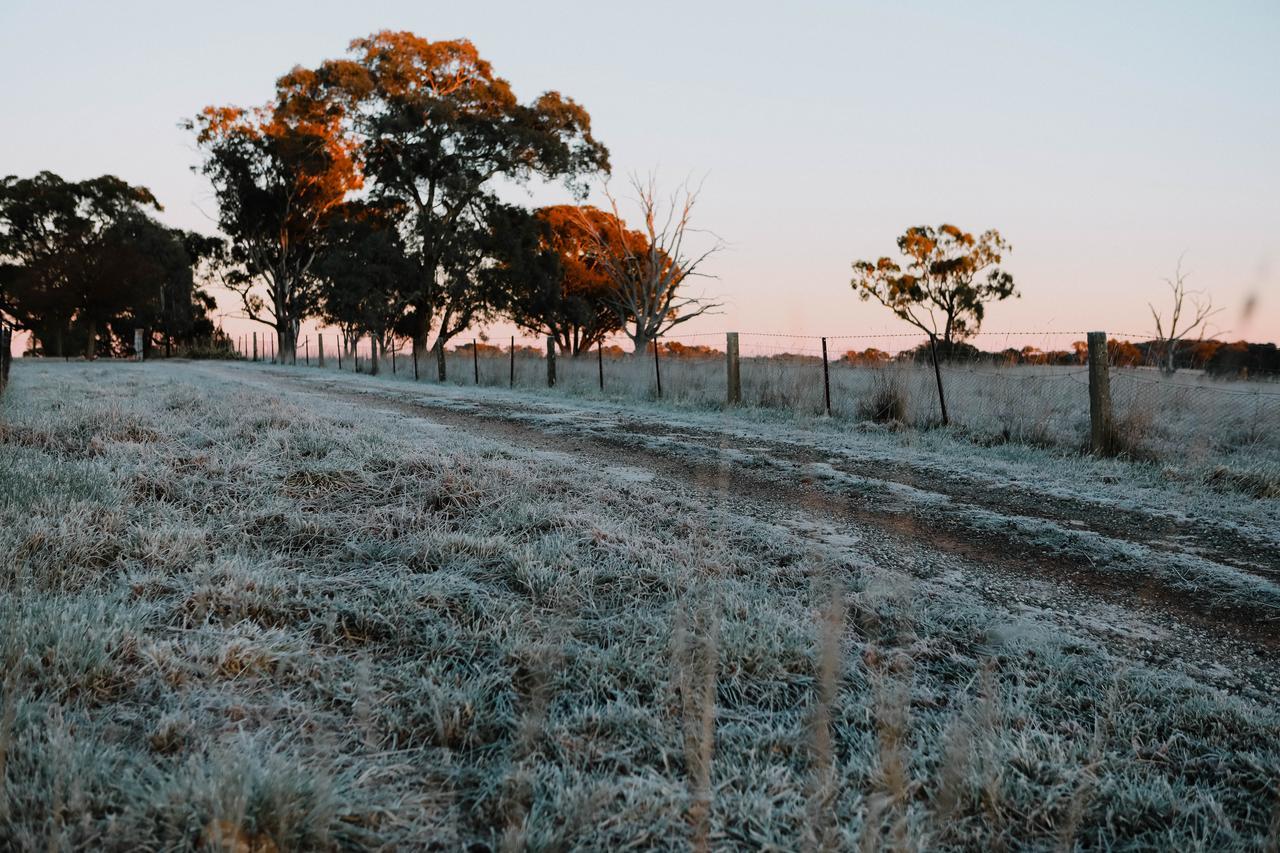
1;362;1277;850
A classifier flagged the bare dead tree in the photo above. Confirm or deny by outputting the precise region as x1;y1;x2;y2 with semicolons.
583;175;724;355
1149;256;1221;374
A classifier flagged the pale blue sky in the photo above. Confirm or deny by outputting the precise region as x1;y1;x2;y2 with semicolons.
2;0;1277;348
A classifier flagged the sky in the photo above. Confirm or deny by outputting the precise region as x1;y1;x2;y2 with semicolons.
2;0;1278;354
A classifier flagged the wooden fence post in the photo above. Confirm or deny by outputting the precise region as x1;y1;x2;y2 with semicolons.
821;336;831;416
412;342;418;380
391;343;396;375
304;337;310;366
726;332;741;405
653;338;662;399
337;337;342;371
510;336;515;387
252;332;258;362
546;336;556;387
1087;331;1114;454
597;340;604;391
473;339;480;384
0;324;10;393
317;335;324;368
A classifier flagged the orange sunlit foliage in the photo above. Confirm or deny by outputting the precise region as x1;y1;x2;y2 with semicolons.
192;94;362;249
1189;339;1224;367
842;348;891;364
659;341;721;358
450;341;506;355
1107;339;1144;367
534;205;635;303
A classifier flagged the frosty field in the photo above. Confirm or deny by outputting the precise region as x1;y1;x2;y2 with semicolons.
1;360;1278;850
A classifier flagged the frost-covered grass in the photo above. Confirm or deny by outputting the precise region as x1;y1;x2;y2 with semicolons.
1;361;1278;850
332;351;1280;494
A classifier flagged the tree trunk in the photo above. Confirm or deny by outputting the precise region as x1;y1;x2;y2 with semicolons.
277;326;296;367
370;336;380;376
928;335;950;426
84;318;97;360
435;338;446;382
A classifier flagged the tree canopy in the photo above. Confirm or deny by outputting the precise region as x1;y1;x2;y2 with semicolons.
301;31;611;362
507;204;634;355
0;171;217;357
851;224;1016;353
186;79;363;362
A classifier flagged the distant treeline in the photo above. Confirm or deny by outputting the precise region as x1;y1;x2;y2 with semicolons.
845;339;1280;377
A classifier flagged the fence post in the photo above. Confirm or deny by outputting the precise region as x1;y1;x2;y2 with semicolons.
473;339;480;384
1087;331;1114;454
305;337;310;366
0;324;10;393
726;332;741;405
546;336;557;387
391;343;396;375
821;336;831;416
510;336;515;387
412;341;419;380
252;332;258;362
317;335;324;368
597;340;604;391
653;338;662;399
337;337;342;371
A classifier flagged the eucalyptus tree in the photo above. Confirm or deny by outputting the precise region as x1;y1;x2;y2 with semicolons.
187;79;362;363
507;205;628;356
0;171;214;357
851;224;1017;424
300;31;610;375
312;201;417;374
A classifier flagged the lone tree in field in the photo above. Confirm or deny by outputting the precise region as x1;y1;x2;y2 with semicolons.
1149;256;1220;375
305;31;610;377
187;76;362;364
583;175;724;355
851;224;1016;424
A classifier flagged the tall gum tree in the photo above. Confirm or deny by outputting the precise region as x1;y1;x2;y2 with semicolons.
851;224;1017;424
187;79;362;363
508;204;632;356
304;31;610;378
0;172;172;357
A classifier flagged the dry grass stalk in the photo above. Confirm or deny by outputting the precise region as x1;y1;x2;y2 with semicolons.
806;582;846;852
673;599;719;853
0;662;18;824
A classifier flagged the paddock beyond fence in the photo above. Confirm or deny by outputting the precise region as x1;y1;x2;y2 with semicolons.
222;328;1280;475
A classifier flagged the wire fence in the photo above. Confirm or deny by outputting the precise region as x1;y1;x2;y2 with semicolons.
218;327;1280;471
